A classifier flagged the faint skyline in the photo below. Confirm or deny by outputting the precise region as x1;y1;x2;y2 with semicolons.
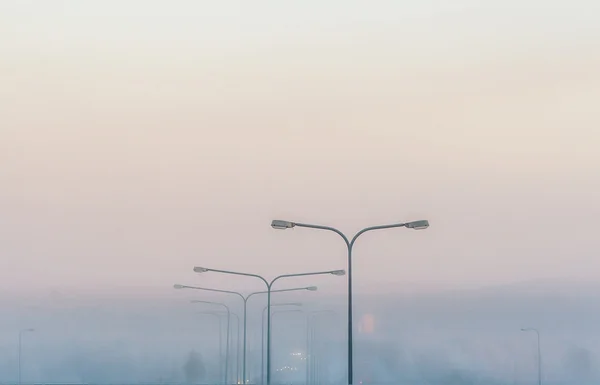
1;1;600;296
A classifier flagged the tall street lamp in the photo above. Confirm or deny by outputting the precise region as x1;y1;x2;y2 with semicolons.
261;303;303;384
271;218;429;385
192;300;232;384
194;266;345;385
522;327;542;385
174;284;317;384
18;328;34;385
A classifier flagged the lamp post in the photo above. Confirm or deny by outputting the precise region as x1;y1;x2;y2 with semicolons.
261;303;303;384
270;309;305;384
228;311;241;384
306;311;337;385
271;218;429;385
192;301;231;384
193;267;345;385
174;284;317;384
201;309;242;383
522;328;542;385
18;328;34;385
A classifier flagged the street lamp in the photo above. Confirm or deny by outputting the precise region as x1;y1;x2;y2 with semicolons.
270;309;305;383
271;218;429;384
193;267;345;385
522;328;542;385
174;284;317;384
191;300;232;384
18;328;34;385
221;311;242;384
194;311;225;384
307;310;338;385
261;303;303;384
198;308;242;383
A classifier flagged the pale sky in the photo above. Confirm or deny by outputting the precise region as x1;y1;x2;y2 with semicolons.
1;1;599;297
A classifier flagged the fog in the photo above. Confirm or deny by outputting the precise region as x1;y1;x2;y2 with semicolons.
2;1;600;384
1;281;598;385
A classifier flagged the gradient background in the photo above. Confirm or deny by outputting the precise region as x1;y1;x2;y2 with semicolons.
2;0;600;298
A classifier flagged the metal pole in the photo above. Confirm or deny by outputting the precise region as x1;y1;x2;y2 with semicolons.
521;328;542;385
536;330;542;385
18;329;33;385
268;309;304;385
304;312;309;385
266;286;272;385
192;268;342;385
192;301;231;384
274;220;428;385
346;244;353;384
242;298;248;384
197;312;224;383
225;308;231;384
311;325;317;385
261;303;302;384
229;312;240;384
305;318;310;385
176;284;314;385
261;306;266;385
265;271;342;385
219;316;224;384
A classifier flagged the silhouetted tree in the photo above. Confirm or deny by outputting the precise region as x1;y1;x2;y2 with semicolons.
183;350;206;384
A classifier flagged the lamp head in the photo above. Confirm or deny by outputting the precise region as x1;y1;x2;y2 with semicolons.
331;269;346;276
193;267;209;273
271;220;295;230
405;220;429;230
173;284;186;289
306;286;318;291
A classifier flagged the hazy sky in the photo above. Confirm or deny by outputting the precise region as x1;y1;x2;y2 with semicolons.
1;1;600;296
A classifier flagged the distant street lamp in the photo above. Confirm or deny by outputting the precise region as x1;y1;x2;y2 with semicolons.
522;328;542;385
195;311;225;384
18;328;34;385
270;309;305;382
271;218;429;385
200;309;242;383
307;310;338;385
194;267;345;385
226;311;242;383
261;303;303;384
174;283;317;384
191;300;231;384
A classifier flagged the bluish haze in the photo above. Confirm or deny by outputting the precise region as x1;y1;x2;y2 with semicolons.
1;1;600;384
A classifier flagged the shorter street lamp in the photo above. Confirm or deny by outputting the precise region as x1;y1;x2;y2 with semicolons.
195;311;225;384
193;267;345;385
18;328;34;385
192;300;232;384
261;303;302;384
174;283;317;384
522;328;542;385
